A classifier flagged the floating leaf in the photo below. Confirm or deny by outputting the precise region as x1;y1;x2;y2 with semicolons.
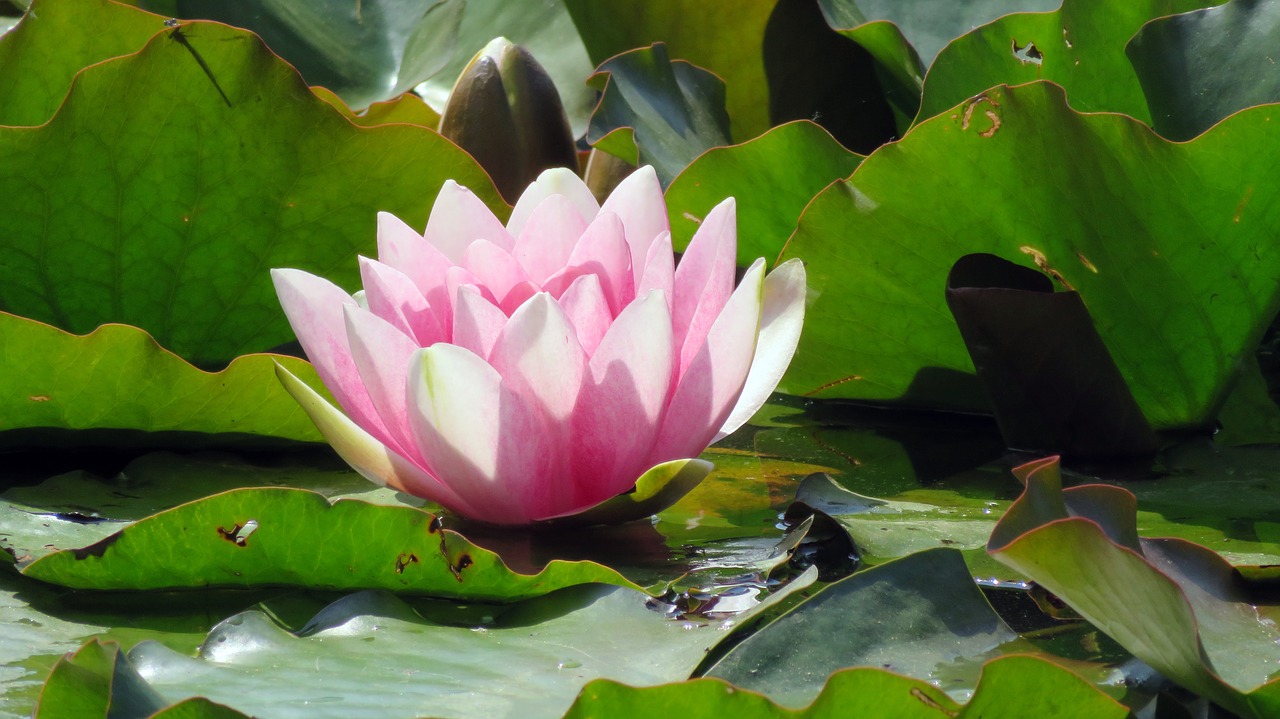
21;488;648;601
586;43;731;186
0;20;501;366
917;0;1216;124
1129;0;1280;141
989;457;1280;718
781;81;1280;429
0;313;324;445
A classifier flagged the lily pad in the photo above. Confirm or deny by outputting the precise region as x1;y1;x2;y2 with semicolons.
780;81;1280;430
569;655;1127;718
0;313;326;445
917;0;1217;124
586;43;732;187
1128;0;1280;141
20;488;649;601
988;456;1280;718
841;0;1060;66
664;121;862;264
0;19;500;367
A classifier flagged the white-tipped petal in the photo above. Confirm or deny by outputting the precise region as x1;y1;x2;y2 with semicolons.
715;258;807;441
488;293;587;424
424;180;514;263
557;274;612;356
598;166;668;286
507;167;599;237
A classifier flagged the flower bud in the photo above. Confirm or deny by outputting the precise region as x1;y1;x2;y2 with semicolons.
438;38;578;203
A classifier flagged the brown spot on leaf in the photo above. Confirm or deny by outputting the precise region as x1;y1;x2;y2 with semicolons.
394;553;420;574
28;396;50;402
910;688;957;716
217;519;258;547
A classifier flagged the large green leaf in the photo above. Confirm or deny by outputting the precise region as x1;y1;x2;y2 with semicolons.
0;0;165;127
568;656;1126;718
0;20;500;367
0;313;323;445
917;0;1216;124
988;457;1280;718
586;44;731;187
20;488;649;601
1128;0;1280;141
665;121;862;263
780;81;1280;429
846;0;1060;66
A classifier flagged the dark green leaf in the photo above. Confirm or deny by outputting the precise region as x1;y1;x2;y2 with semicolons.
586;43;732;187
0;20;500;366
780;82;1280;430
840;0;1059;66
1129;0;1280;141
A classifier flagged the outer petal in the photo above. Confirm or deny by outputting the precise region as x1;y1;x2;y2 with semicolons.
649;259;765;465
715;258;807;441
376;212;455;334
672;198;737;379
557;273;611;357
511;194;589;284
488;292;587;427
273;363;481;516
571;290;675;508
423;180;514;262
598;166;668;287
359;257;446;347
344;304;425;463
506;167;599;238
271;268;394;448
451;284;508;360
407;344;557;525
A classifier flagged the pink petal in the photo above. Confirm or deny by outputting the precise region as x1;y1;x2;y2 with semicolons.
672;198;737;379
451;285;508;360
650;259;765;465
506;167;599;238
423;180;514;262
715;258;807;441
511;194;590;284
274;363;482;516
358;257;446;347
445;265;499;312
271;268;394;448
571;289;675;507
462;239;533;306
557;273;611;356
488;292;587;427
407;344;558;524
598;166;668;287
376;212;455;334
637;231;675;319
566;212;634;314
499;280;541;316
343;305;425;463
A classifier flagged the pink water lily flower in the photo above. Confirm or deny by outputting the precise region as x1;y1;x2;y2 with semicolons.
272;167;806;526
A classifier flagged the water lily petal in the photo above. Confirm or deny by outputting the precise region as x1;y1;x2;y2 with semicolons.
462;239;533;305
512;194;590;284
274;362;480;515
651;259;765;464
572;290;675;506
423;180;514;262
451;284;508;360
343;305;426;463
271;268;394;447
598;165;668;287
407;344;556;524
376;212;455;334
715;258;807;441
672;198;738;378
445;265;500;312
488;292;587;425
358;257;446;347
637;231;675;318
557;273;611;357
566;211;635;314
507;167;599;238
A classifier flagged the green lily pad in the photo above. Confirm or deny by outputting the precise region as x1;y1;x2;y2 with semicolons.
20;488;649;601
168;0;463;111
586;43;731;187
0;19;500;367
989;457;1280;718
665;121;862;264
917;0;1216;124
838;0;1059;66
1128;0;1280;141
706;547;1121;706
0;313;325;446
569;655;1126;718
780;81;1280;429
0;0;165;127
